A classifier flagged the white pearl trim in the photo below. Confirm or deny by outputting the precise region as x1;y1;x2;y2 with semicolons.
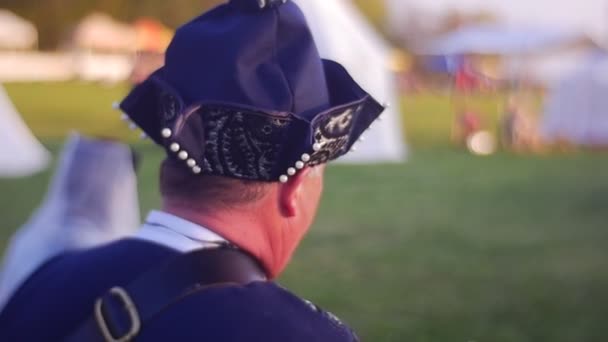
170;143;180;152
279;175;289;183
192;166;202;174
161;128;172;138
187;159;196;167
178;151;188;160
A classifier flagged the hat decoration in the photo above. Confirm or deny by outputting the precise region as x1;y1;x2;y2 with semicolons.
115;0;387;183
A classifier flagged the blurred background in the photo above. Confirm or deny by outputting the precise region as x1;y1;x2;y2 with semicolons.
0;0;607;341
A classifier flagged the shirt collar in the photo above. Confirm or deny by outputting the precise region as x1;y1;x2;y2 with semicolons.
134;210;228;253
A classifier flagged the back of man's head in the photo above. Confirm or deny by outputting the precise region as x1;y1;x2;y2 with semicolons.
159;159;271;210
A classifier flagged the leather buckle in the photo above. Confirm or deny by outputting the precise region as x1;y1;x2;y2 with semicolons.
94;287;141;342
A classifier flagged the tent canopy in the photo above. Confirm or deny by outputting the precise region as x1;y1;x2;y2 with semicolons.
0;10;38;50
386;0;607;45
424;25;585;55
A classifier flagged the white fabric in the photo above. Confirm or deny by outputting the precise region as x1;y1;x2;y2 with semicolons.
0;134;140;310
294;0;407;163
542;52;608;146
134;211;227;253
0;84;50;177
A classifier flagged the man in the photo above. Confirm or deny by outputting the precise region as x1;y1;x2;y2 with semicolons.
0;0;385;340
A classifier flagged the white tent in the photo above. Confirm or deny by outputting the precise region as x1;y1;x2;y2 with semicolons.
294;0;407;163
0;84;50;177
73;13;137;52
424;25;583;55
542;52;608;146
0;10;38;50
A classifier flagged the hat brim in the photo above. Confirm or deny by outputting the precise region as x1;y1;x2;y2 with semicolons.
119;59;385;181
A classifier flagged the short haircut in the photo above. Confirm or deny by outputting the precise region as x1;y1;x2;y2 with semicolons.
159;159;271;209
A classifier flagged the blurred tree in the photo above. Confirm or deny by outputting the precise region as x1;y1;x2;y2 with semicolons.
352;0;386;33
1;0;382;50
1;0;222;50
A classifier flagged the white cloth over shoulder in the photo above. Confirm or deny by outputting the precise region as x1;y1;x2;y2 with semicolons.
0;134;140;309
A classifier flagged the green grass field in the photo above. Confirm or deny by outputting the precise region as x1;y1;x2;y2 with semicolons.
2;83;608;341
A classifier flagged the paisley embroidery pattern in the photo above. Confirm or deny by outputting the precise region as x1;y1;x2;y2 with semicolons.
308;106;359;166
151;91;376;181
195;105;292;180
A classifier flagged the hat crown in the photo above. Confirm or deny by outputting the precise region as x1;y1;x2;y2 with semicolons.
163;0;329;118
119;0;385;182
230;0;288;11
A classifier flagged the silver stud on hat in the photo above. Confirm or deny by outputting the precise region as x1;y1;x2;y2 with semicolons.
192;166;201;174
178;151;189;160
312;143;322;152
170;143;180;152
287;167;296;176
279;175;289;183
301;153;311;162
161;128;172;138
187;158;196;167
295;161;305;169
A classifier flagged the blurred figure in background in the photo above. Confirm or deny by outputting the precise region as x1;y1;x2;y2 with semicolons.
500;95;542;152
0;134;140;310
452;105;482;145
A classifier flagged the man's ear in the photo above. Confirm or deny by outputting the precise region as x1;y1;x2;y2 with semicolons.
278;167;312;217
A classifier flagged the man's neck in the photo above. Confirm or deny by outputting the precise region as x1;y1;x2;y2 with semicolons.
161;203;283;279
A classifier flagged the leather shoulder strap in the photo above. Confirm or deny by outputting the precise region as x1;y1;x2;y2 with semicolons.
66;247;266;342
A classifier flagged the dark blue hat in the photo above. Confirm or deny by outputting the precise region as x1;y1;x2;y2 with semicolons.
119;0;386;183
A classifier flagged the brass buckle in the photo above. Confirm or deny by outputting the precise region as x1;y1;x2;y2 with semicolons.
94;287;141;342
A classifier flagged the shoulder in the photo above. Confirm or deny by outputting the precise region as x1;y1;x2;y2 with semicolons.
139;281;359;342
0;239;177;341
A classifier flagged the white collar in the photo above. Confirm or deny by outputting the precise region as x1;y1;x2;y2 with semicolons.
134;210;228;253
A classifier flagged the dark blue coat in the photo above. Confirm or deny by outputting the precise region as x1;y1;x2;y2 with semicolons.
0;239;358;341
